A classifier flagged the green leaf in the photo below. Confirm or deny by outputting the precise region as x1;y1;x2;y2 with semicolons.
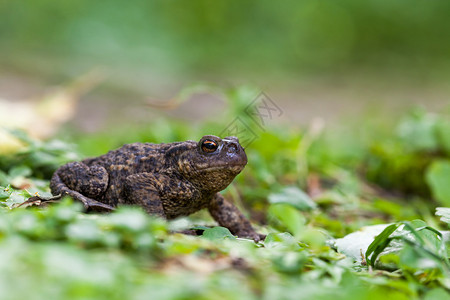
268;203;305;237
202;226;235;240
426;160;450;206
399;244;441;271
365;223;401;267
271;251;307;274
437;118;450;154
400;221;449;269
4;191;28;208
103;207;150;233
264;232;301;251
0;171;9;186
364;220;450;273
396;110;439;152
424;288;450;300
0;187;11;200
268;186;317;211
65;219;103;245
8;165;32;178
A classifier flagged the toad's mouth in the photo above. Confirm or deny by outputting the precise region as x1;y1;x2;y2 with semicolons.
196;162;247;172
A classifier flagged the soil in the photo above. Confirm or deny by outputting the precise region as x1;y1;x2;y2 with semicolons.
0;70;448;134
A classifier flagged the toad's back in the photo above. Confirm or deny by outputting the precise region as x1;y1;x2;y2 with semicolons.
83;143;165;172
81;142;190;203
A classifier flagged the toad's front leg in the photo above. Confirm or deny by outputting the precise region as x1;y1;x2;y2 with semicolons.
123;173;166;218
123;173;197;219
208;193;261;241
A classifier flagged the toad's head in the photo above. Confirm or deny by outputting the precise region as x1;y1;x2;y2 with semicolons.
170;135;247;192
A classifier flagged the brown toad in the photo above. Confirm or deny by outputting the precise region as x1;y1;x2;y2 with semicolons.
50;135;260;240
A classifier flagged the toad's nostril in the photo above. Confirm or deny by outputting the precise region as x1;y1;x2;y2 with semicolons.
227;143;239;153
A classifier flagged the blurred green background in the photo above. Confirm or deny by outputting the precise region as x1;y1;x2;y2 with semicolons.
1;0;449;130
2;0;450;77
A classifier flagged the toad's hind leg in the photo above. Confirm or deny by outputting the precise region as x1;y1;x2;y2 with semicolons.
50;162;114;211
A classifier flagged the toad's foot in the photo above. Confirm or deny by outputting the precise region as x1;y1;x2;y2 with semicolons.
21;192;115;212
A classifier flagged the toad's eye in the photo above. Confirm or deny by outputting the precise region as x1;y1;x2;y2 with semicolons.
201;139;219;153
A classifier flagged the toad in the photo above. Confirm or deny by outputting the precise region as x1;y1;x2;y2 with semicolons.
50;135;261;241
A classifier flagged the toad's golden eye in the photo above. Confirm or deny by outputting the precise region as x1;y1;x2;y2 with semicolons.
201;139;219;153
